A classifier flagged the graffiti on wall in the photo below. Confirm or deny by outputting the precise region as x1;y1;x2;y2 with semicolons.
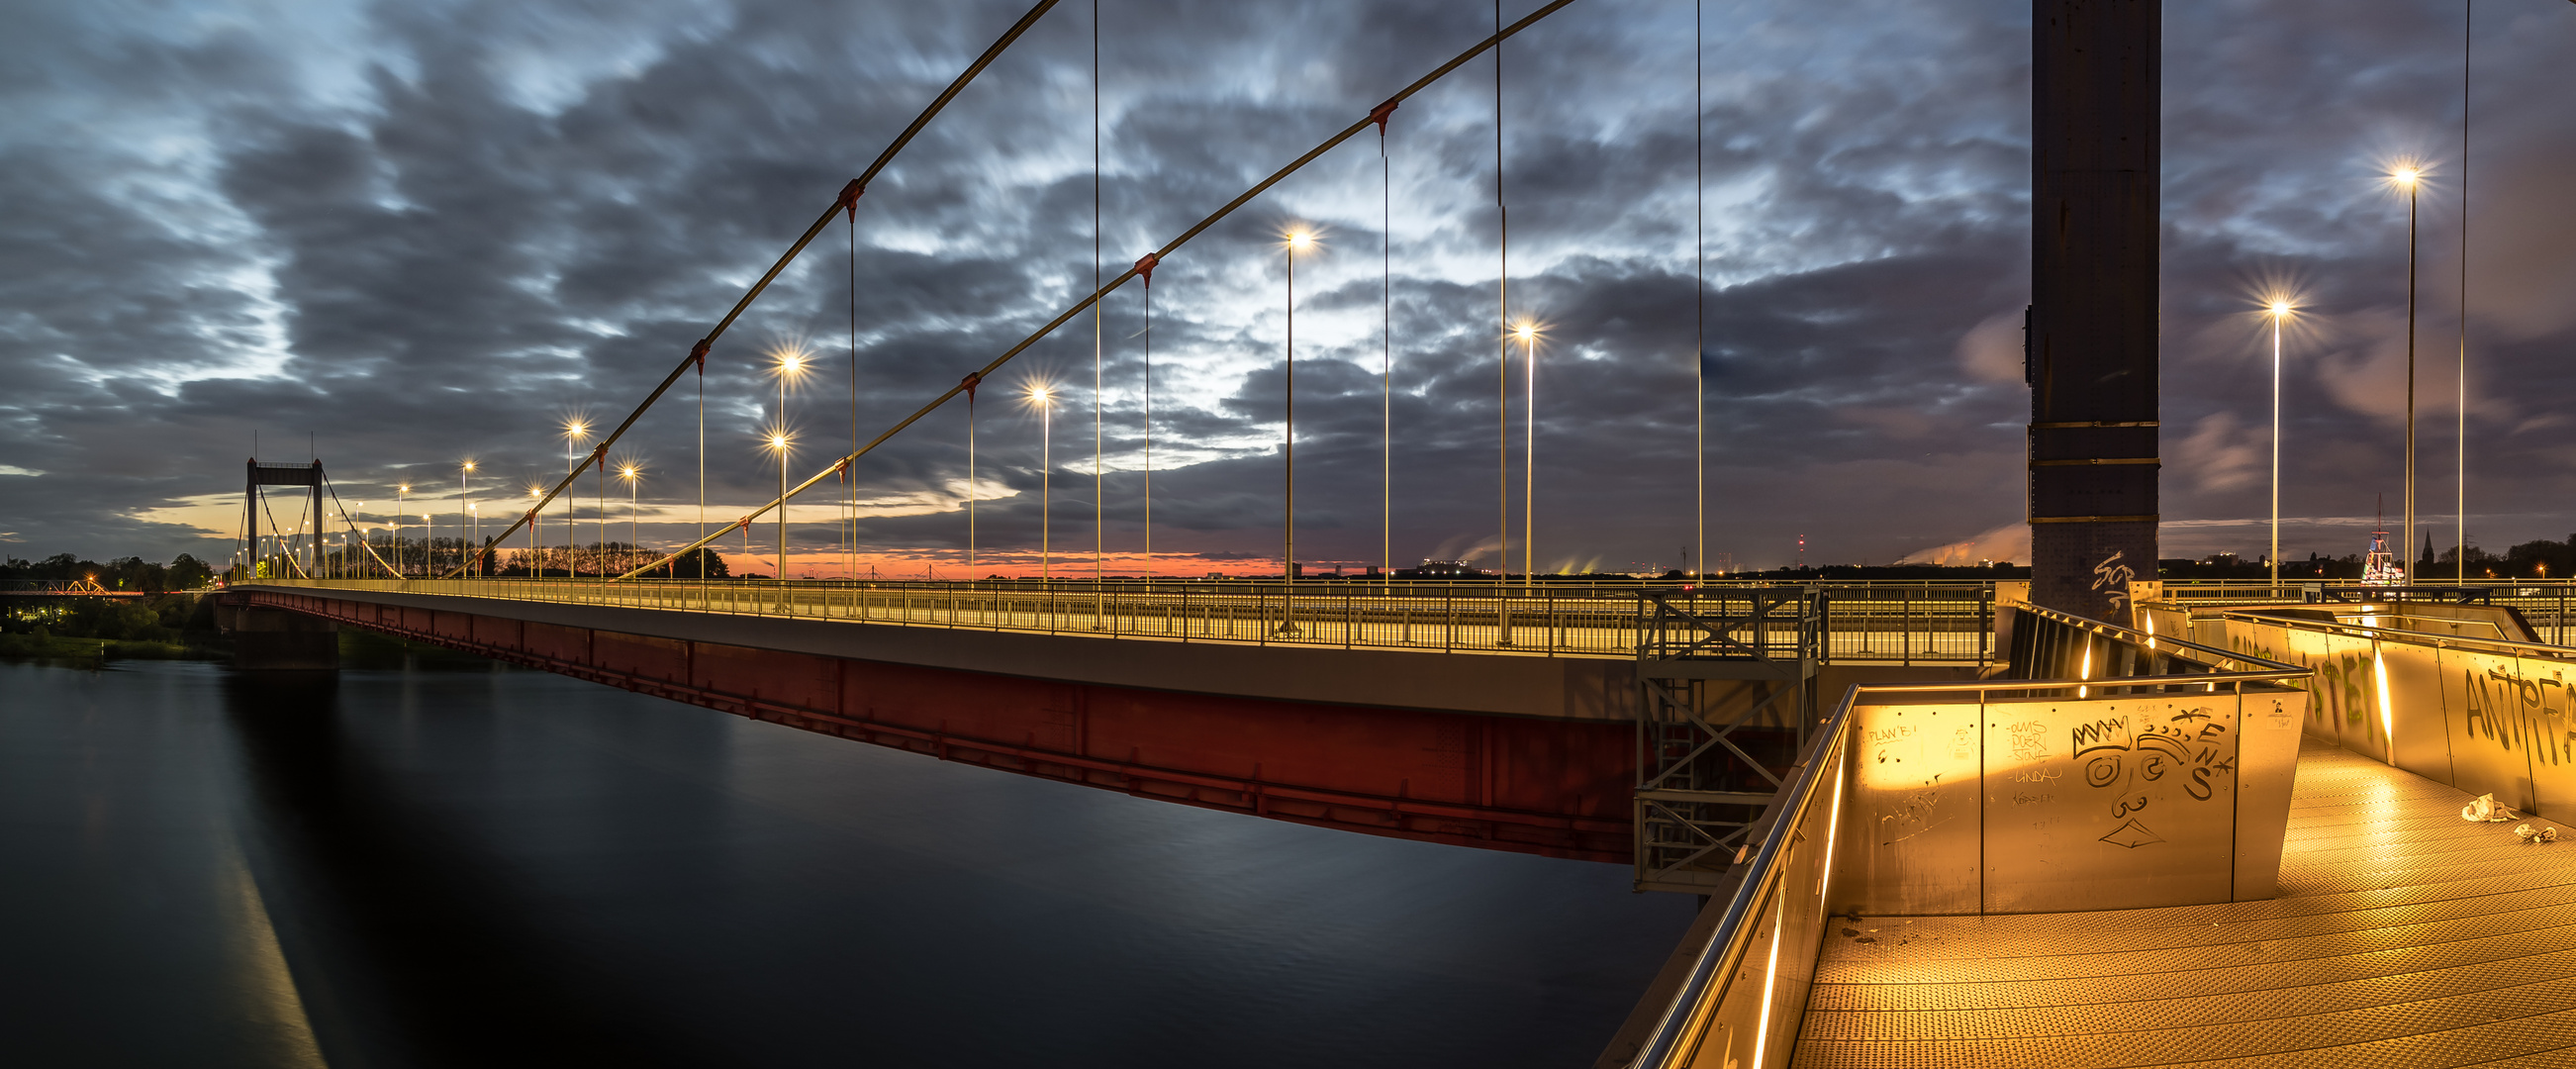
2091;550;2137;615
2062;707;2235;848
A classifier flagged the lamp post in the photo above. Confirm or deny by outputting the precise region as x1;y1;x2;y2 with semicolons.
1284;229;1312;586
1027;381;1056;583
773;347;809;583
969;380;979;575
2393;164;2422;584
2457;2;2473;583
396;484;409;577
596;456;607;582
562;419;591;580
459;461;475;577
2265;299;2294;590
528;486;543;577
766;432;791;582
619;463;641;576
1514;320;1539;593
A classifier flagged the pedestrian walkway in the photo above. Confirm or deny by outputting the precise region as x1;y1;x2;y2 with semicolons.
1796;739;2576;1068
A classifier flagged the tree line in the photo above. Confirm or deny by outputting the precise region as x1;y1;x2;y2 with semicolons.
2;553;216;592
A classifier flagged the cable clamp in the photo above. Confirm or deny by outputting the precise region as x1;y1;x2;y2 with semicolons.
836;178;866;220
962;370;982;400
692;338;711;371
1368;99;1398;134
1133;252;1160;287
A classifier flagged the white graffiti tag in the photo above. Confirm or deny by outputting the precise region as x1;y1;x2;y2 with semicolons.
2092;550;2136;614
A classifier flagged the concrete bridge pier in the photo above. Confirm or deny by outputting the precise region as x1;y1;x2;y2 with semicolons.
215;595;338;670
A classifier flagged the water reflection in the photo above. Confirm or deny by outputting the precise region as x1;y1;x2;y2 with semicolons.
4;654;1692;1067
222;669;713;1067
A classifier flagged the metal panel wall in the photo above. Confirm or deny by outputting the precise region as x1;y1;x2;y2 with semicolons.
2226;611;2576;825
1832;687;2304;916
2225;617;2388;760
1840;701;1982;915
2433;645;2542;814
2378;637;2454;780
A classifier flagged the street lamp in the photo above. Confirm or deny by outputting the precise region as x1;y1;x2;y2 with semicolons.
562;418;591;580
459;461;475;577
1283;228;1314;586
527;485;543;577
618;462;641;576
765;429;792;582
772;345;810;584
2263;298;2296;589
2391;163;2423;583
1514;319;1541;593
1026;380;1056;582
396;484;409;577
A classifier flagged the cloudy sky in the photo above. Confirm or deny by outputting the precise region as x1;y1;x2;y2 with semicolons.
2;0;2570;577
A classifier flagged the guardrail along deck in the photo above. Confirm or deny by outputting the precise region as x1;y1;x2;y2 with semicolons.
1795;738;2576;1068
239;578;2001;663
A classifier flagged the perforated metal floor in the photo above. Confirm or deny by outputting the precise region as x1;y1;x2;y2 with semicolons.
1795;739;2576;1069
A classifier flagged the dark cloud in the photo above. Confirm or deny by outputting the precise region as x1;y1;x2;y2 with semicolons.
1;0;2570;573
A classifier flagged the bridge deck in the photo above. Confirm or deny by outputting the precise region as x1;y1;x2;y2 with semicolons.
1796;739;2576;1068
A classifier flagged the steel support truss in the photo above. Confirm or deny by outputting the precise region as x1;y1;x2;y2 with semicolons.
1633;587;1823;894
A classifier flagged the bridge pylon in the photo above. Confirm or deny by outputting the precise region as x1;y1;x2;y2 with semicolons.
242;458;326;581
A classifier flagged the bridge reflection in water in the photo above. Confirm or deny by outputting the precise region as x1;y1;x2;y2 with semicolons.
222;579;2000;866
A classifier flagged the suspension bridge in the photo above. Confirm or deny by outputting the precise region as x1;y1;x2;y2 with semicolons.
209;1;2576;1066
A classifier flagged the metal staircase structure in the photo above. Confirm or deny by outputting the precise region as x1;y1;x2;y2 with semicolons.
1632;588;1823;894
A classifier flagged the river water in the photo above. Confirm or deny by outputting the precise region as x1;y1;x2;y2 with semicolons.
0;650;1692;1067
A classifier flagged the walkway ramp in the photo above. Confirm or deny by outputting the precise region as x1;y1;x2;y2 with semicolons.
1796;738;2576;1068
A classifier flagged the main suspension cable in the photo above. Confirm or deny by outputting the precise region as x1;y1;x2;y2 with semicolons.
322;474;404;578
618;0;1585;581
449;0;1063;578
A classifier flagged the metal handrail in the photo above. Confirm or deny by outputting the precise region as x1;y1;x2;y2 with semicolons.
2019;601;2296;674
2161;577;2576;589
1617;658;2312;1069
2219;606;2576;661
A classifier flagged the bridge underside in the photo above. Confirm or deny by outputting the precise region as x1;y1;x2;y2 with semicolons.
235;588;1636;863
1796;739;2576;1067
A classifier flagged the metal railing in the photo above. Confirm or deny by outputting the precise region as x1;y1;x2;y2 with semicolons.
2158;579;2576;646
1603;617;2310;1069
2010;602;2294;688
239;577;2002;663
2215;604;2576;664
